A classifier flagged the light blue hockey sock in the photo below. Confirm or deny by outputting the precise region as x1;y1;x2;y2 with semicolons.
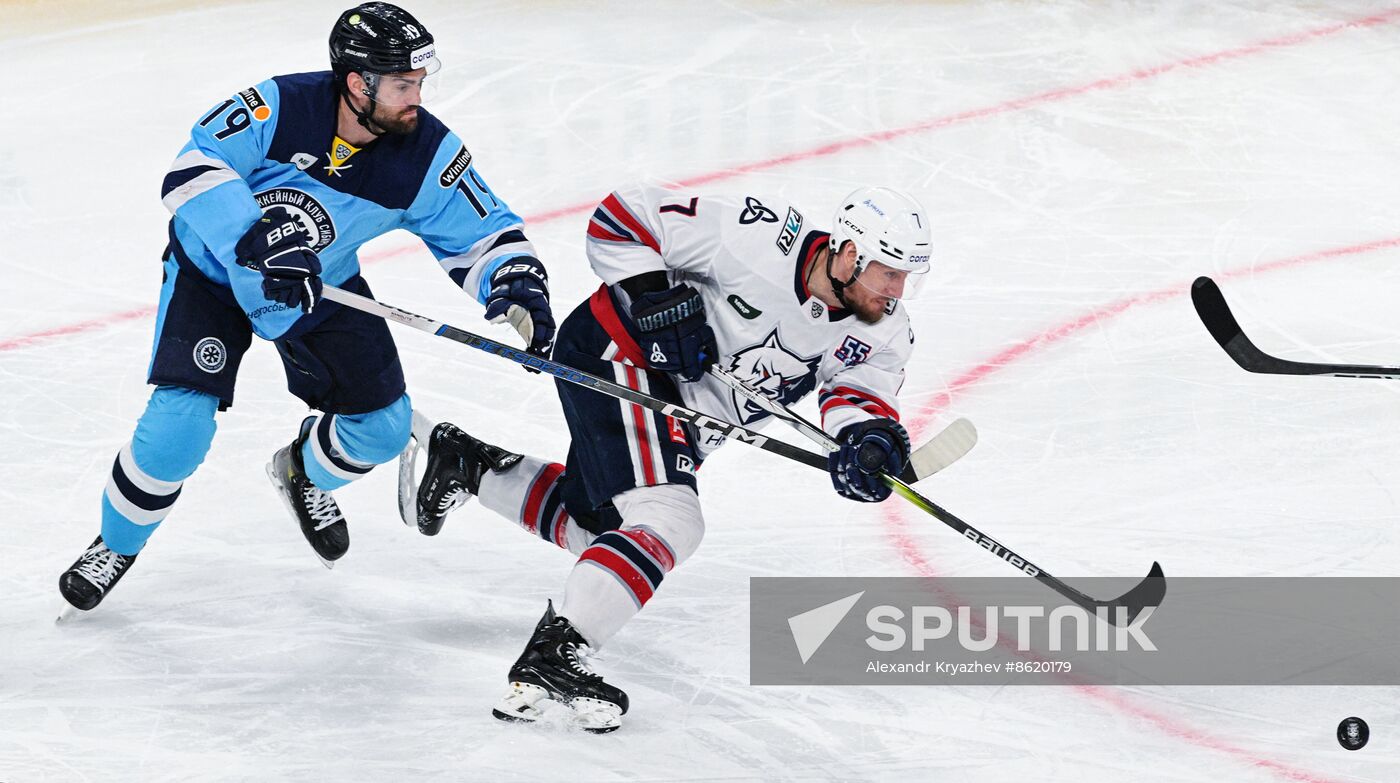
101;386;219;555
300;394;412;491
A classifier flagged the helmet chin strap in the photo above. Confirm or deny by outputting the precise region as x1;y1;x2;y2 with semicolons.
340;79;388;137
824;245;860;309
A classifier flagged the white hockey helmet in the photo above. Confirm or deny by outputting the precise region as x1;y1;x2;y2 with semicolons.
828;187;932;300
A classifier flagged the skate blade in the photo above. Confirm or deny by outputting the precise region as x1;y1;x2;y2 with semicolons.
266;461;336;571
493;681;548;725
492;682;622;733
568;697;623;734
397;433;420;528
55;601;83;624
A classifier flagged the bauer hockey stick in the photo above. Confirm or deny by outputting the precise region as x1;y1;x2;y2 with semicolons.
319;285;966;484
1193;276;1400;379
709;365;977;479
710;364;1165;624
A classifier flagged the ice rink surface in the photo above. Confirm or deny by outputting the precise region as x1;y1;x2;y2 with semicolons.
3;1;1399;780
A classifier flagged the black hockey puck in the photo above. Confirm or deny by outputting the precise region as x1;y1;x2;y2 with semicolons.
1336;716;1368;751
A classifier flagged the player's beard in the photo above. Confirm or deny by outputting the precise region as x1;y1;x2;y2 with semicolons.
370;104;420;135
845;288;890;324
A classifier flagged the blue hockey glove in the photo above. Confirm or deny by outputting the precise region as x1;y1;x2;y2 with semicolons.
629;284;717;382
234;208;322;313
484;257;555;358
829;418;910;502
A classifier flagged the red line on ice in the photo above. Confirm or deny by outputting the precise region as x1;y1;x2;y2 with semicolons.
4;8;1397;781
883;234;1400;783
5;8;1397;353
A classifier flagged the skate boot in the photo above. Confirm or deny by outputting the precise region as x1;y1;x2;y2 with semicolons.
493;600;629;733
59;536;138;611
412;422;521;536
267;416;349;568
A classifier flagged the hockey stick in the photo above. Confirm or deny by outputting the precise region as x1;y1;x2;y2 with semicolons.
1193;276;1400;379
319;285;962;484
710;366;977;479
710;365;1165;623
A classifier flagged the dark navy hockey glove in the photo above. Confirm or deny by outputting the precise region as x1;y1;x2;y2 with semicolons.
829;418;910;502
234;207;323;313
484;257;555;358
629;284;717;382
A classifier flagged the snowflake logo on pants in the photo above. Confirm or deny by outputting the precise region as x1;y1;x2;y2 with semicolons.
193;337;227;374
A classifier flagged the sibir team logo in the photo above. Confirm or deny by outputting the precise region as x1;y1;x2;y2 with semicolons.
193;337;226;374
739;196;779;225
776;207;803;255
725;328;821;424
253;188;336;251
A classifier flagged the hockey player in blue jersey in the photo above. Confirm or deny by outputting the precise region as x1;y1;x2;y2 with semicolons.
59;2;555;611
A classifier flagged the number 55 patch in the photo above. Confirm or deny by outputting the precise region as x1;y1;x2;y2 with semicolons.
833;335;872;367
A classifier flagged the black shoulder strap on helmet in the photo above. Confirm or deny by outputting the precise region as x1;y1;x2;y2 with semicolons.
338;78;387;136
825;244;859;308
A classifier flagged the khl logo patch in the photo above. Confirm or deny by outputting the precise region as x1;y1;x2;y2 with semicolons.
193;337;226;374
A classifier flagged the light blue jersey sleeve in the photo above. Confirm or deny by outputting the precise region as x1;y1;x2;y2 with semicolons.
405;135;542;305
160;80;281;267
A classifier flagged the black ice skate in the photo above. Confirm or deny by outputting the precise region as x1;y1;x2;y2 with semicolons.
59;536;138;611
267;416;349;568
493;600;629;733
409;421;521;536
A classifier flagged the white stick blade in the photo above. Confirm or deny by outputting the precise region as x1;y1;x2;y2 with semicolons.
909;418;977;480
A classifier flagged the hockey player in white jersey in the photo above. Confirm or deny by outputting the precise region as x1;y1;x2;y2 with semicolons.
410;185;930;731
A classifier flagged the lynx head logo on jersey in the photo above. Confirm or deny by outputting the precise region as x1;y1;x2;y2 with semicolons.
726;328;822;424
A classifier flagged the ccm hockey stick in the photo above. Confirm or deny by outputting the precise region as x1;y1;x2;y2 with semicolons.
710;365;1164;623
320;285;970;484
1193;276;1400;379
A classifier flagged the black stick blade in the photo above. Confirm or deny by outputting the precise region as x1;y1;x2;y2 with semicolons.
1191;276;1243;352
1191;276;1400;378
1099;561;1166;625
1191;276;1277;373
